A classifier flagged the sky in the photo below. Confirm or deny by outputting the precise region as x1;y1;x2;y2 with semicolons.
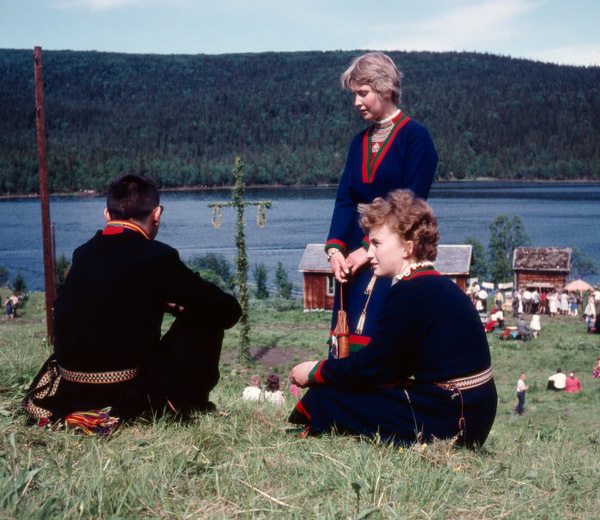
1;0;599;66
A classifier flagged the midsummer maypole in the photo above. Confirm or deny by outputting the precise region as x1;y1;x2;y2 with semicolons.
209;158;273;364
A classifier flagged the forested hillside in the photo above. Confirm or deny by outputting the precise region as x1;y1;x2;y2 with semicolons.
1;48;599;194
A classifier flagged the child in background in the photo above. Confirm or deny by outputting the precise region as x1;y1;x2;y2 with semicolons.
593;357;600;378
264;374;285;404
529;314;541;338
514;372;529;416
242;374;262;401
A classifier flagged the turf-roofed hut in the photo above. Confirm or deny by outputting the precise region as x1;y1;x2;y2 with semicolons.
512;247;572;292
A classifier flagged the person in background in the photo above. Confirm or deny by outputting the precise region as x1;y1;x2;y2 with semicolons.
514;373;529;415
549;290;559;317
564;371;581;393
264;374;285;404
242;374;262;401
584;294;596;322
560;291;569;315
538;290;548;314
569;293;578;316
325;52;438;360
529;314;541;338
592;357;600;378
517;319;532;341
512;291;521;319
547;368;566;391
522;288;532;314
494;289;504;311
531;289;540;314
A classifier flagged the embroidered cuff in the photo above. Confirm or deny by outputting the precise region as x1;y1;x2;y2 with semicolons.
325;239;346;255
308;360;326;385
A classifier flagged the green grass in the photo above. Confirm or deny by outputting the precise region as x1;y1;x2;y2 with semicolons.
2;292;600;519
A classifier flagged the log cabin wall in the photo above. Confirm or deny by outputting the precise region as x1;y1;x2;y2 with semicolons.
302;273;334;310
516;271;569;290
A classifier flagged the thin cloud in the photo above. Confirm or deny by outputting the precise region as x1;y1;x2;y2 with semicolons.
367;0;542;53
52;0;181;11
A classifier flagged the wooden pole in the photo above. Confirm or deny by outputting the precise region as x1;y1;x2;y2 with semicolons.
34;46;56;344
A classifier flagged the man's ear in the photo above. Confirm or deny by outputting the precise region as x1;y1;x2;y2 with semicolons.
104;208;111;222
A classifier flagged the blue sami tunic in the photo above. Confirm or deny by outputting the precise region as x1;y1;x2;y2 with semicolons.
289;266;497;447
325;112;438;358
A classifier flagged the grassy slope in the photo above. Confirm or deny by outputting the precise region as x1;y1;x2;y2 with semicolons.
1;291;600;519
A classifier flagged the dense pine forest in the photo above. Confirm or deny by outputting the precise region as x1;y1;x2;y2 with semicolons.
0;48;599;194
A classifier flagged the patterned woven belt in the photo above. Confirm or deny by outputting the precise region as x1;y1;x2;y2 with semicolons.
59;366;139;384
434;366;493;391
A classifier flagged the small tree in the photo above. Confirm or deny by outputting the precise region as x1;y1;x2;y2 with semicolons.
569;245;598;279
253;263;269;299
11;270;27;295
187;253;234;291
488;215;531;284
0;265;8;287
55;254;71;293
274;262;292;299
465;236;488;281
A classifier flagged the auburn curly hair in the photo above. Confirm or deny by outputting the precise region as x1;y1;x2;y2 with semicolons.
360;190;439;262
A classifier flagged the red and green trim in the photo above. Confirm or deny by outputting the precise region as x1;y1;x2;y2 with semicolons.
362;112;410;183
325;239;346;255
294;400;311;421
308;360;326;384
103;220;150;240
361;235;370;250
349;334;371;352
404;265;442;281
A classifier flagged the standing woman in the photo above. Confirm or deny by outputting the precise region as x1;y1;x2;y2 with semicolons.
325;52;438;359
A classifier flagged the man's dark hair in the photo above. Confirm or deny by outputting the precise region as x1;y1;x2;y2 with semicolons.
106;174;159;220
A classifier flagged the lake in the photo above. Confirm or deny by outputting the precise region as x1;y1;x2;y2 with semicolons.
1;182;599;292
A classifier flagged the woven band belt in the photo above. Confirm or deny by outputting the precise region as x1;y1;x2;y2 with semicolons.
59;366;139;384
434;366;493;391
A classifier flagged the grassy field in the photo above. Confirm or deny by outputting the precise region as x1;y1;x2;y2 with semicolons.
1;291;600;519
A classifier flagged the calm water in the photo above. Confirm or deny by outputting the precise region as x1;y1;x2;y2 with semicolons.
1;182;599;292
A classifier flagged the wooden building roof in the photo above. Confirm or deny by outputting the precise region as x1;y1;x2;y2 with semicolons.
512;247;572;272
434;245;472;276
298;244;330;273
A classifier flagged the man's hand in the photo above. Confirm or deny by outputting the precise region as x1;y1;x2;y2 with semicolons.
166;302;184;313
289;361;319;388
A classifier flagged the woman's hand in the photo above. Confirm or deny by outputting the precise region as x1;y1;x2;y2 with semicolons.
329;251;350;283
346;247;369;273
289;361;318;388
329;247;369;283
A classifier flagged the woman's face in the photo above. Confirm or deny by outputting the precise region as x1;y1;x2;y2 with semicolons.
350;82;395;121
367;224;414;278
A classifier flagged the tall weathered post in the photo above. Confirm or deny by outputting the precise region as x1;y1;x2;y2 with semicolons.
209;158;273;364
34;46;57;343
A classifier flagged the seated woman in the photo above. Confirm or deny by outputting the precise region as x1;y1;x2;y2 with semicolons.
288;190;497;447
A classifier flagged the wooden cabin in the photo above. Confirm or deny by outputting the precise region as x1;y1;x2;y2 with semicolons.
434;245;473;292
298;244;335;311
512;247;572;291
298;243;473;310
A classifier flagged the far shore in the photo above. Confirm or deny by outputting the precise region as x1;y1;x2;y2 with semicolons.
2;178;600;201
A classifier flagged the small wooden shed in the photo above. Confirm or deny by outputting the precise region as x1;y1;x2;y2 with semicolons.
298;244;335;311
512;247;572;291
434;245;473;292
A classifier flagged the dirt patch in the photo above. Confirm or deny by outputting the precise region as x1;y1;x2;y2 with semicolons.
220;346;318;370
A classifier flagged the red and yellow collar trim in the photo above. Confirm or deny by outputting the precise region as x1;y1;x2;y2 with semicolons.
102;220;150;240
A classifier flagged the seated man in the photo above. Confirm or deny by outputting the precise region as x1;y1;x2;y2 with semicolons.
23;174;241;426
547;368;566;391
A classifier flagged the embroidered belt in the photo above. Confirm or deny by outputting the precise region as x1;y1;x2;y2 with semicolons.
434;366;493;391
59;366;139;384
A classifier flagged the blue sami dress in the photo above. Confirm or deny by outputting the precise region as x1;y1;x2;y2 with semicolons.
325;111;438;358
289;265;497;447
